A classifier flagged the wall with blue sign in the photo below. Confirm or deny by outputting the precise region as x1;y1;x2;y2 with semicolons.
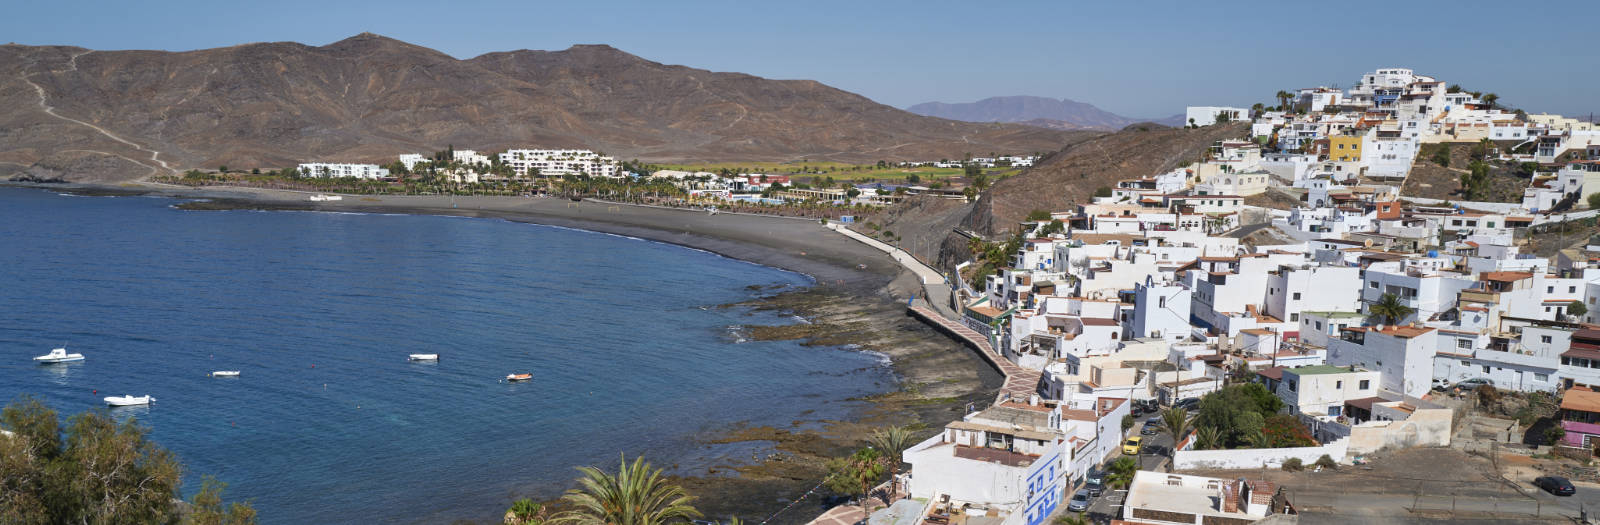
1022;440;1067;525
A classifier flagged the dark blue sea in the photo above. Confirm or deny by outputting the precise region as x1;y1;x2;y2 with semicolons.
0;187;893;523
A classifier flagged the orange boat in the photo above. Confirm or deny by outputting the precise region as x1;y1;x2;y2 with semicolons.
505;373;532;382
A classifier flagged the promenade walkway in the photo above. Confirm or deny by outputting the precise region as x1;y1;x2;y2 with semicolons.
821;223;1039;403
826;223;944;285
908;305;1040;404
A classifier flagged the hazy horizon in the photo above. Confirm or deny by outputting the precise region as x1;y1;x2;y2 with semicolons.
4;0;1593;118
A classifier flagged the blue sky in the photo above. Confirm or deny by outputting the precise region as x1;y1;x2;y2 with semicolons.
5;0;1592;118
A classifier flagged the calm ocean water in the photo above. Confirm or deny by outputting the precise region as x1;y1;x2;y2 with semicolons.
0;187;893;523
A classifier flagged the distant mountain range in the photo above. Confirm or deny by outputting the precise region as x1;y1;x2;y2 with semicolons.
0;33;1086;182
905;96;1183;131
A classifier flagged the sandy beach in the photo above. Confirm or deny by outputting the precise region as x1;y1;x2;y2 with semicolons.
10;180;998;522
121;183;918;296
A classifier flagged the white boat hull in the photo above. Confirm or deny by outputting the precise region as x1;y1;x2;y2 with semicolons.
34;347;84;363
408;354;439;361
105;395;154;407
210;371;241;377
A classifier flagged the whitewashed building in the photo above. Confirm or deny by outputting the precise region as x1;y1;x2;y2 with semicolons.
297;163;389;179
498;149;619;178
1186;106;1248;127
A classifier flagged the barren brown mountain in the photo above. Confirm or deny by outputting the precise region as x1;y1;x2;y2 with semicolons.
867;122;1251;270
0;33;1082;182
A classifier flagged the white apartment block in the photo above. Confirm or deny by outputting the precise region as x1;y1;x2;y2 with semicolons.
497;149;619;178
297;163;390;179
1186;106;1247;127
398;154;428;170
452;149;492;166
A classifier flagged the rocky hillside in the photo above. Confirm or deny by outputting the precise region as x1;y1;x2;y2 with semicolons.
0;34;1080;182
869;122;1250;270
1400;142;1530;203
906;95;1183;131
964;122;1250;236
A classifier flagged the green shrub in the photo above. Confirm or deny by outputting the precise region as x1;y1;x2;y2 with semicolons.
1431;146;1451;167
1281;458;1304;471
1313;454;1338;470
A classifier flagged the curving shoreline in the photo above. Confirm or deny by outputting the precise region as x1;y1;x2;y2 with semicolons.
7;181;999;523
67;182;915;296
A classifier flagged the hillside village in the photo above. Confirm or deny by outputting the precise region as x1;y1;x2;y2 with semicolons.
835;68;1600;525
129;66;1600;525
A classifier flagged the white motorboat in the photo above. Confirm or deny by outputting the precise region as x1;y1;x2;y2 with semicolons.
506;373;532;382
408;353;439;361
209;370;241;377
104;395;154;407
33;347;84;364
309;194;343;202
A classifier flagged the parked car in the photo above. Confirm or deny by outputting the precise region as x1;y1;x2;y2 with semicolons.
1174;398;1201;411
1086;479;1105;497
1455;378;1495;390
1534;476;1576;496
1084;468;1104;486
1067;488;1091;512
1123;436;1143;455
1141;421;1162;435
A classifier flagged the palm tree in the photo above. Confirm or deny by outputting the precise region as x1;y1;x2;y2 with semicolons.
1276;90;1292;111
826;448;888;515
1369;293;1414;325
867;425;918;500
1195;426;1224;450
1482;93;1499;108
550;455;702;525
1104;456;1138;490
1160;407;1192;457
1244;429;1268;449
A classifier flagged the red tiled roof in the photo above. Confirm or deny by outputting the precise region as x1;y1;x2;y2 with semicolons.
1481;271;1534;282
1562;388;1600;414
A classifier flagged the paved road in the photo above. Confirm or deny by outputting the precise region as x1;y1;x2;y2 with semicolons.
1527;483;1600;520
1225;221;1271;239
1084;489;1125;524
1130;410;1176;472
1284;474;1600;523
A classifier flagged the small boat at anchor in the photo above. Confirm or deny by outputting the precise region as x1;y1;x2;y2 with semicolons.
34;347;84;364
505;373;532;382
209;370;241;377
408;354;439;361
105;395;154;407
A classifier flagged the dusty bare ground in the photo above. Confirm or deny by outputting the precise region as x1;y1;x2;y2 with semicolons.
1402;143;1528;203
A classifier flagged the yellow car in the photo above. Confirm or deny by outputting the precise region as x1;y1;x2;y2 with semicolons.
1123;436;1143;455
